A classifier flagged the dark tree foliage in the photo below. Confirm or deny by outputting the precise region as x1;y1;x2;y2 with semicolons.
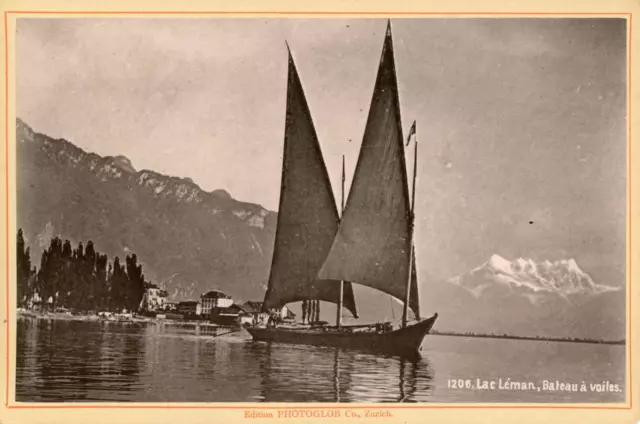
37;237;64;311
17;229;151;313
16;229;34;307
125;254;145;312
95;253;109;311
110;257;125;310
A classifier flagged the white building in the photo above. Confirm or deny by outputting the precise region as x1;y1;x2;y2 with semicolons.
200;290;233;316
140;284;168;311
241;301;292;323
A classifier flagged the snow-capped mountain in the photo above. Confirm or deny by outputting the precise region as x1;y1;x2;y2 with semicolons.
449;254;620;301
420;254;626;340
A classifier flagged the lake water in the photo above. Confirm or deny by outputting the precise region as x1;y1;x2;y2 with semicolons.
15;317;626;403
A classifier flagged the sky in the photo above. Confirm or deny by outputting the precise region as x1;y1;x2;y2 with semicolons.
15;18;627;285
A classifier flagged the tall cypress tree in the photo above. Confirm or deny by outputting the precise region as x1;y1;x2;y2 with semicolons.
38;237;63;311
83;241;97;311
125;254;145;312
106;261;113;311
95;253;108;311
28;265;36;304
110;257;128;312
69;242;84;310
16;229;32;307
57;240;73;308
36;251;48;310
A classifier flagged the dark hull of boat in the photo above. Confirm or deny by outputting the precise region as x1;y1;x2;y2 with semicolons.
247;314;438;356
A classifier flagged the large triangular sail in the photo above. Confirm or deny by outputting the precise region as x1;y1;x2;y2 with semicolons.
262;48;357;317
317;22;420;317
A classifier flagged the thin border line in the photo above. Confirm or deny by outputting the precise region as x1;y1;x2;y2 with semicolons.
4;9;9;411
3;404;634;409
628;12;633;409
3;10;634;411
3;11;632;15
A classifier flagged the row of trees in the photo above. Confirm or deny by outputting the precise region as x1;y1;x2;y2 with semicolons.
17;228;149;313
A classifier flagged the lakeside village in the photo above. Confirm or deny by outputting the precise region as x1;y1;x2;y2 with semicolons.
15;229;628;344
15;229;295;328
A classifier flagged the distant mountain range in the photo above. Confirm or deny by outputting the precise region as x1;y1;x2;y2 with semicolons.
450;254;620;301
15;119;626;340
420;255;625;341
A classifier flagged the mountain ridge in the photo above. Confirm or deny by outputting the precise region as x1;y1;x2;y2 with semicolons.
16;118;277;302
17;118;263;215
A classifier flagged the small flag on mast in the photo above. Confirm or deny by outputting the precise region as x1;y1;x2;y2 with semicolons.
406;120;417;146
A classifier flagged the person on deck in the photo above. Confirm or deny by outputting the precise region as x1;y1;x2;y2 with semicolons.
267;314;278;328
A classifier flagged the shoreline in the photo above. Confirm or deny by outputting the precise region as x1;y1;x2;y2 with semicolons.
429;330;625;346
17;310;624;345
16;309;240;329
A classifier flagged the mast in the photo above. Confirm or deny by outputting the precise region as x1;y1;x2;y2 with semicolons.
402;125;418;328
336;155;346;328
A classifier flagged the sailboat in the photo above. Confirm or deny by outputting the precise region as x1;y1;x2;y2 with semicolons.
247;21;438;356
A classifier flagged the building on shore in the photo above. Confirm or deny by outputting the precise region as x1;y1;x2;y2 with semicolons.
200;290;233;316
239;301;294;325
162;290;299;326
209;303;244;326
240;301;269;325
176;300;201;317
26;292;53;310
139;283;168;312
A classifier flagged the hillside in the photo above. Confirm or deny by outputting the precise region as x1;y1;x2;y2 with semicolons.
16;118;277;302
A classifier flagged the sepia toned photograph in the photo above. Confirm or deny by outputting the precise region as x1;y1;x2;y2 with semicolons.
12;16;627;404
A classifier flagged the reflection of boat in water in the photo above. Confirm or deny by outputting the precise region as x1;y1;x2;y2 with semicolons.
333;349;341;402
398;355;420;402
253;342;433;402
336;348;423;403
247;20;438;356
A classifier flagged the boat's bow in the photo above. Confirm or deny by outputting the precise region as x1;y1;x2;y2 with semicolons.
386;313;438;353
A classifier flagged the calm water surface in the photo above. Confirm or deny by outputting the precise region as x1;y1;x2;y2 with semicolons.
16;317;626;403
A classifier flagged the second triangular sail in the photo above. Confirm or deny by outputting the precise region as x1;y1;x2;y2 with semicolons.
317;23;420;317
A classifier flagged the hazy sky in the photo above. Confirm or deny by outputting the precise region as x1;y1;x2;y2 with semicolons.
16;18;627;284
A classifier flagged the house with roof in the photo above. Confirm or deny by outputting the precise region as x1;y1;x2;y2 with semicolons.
239;301;295;325
176;300;201;317
209;303;245;326
200;290;233;316
139;282;168;312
